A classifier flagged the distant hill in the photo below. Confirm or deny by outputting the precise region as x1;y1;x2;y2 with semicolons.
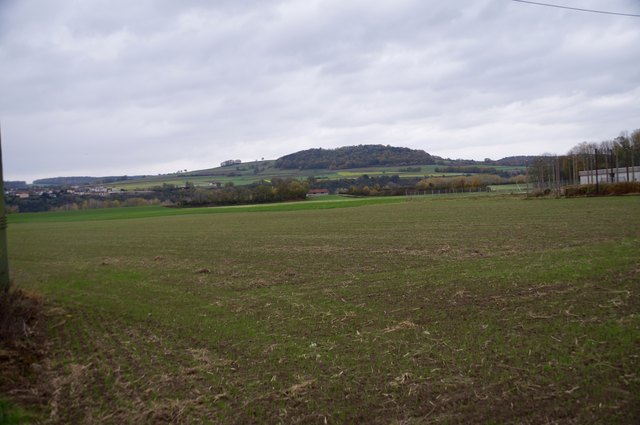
33;177;98;186
495;156;537;166
33;175;144;186
274;145;435;170
3;181;28;190
28;147;534;189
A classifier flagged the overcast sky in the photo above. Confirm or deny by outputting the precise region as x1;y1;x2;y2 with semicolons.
1;0;639;182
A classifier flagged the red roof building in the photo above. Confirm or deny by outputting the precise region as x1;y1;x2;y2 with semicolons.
307;189;330;196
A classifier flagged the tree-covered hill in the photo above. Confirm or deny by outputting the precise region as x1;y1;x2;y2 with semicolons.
274;145;435;170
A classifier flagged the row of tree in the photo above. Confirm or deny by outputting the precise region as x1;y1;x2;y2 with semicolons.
5;191;162;213
433;166;525;177
416;174;523;191
308;173;524;196
528;128;640;191
177;178;308;207
7;178;311;212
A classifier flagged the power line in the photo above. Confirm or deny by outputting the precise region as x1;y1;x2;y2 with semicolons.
511;0;640;17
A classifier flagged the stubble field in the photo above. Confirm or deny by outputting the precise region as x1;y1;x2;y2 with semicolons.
6;195;640;424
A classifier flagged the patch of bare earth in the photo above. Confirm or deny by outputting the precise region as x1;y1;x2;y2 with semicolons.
0;288;52;418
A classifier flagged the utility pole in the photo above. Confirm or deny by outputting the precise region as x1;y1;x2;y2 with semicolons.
594;148;599;195
525;159;529;196
632;147;636;183
0;123;10;292
555;155;561;197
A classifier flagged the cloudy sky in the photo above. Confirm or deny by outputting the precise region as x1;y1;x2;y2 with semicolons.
1;0;639;182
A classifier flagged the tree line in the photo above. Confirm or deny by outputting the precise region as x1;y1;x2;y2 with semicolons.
6;178;310;213
5;191;162;213
433;166;525;177
528;128;640;192
176;178;308;207
308;173;524;196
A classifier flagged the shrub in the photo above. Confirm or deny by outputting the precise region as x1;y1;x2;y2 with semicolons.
528;188;552;197
564;182;640;197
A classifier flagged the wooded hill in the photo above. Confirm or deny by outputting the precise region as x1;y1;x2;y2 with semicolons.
19;145;534;191
274;145;436;170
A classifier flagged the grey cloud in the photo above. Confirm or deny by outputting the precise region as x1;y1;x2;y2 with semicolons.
1;0;639;181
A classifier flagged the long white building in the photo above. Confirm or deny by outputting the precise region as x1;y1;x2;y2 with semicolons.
579;166;640;185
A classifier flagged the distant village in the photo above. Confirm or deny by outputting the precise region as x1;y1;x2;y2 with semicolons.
8;185;98;199
3;160;246;200
3;183;151;200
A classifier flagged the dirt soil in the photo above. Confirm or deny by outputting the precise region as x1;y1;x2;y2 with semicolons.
0;288;52;420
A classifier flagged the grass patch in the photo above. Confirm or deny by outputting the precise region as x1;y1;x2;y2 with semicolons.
0;398;33;424
8;195;406;224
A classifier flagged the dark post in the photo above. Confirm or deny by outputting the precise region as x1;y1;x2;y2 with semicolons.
632;147;636;182
0;123;10;292
594;148;599;195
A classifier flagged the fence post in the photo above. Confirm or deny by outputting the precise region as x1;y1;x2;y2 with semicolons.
0;123;10;292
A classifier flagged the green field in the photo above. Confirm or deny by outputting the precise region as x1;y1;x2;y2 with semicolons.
7;196;404;224
107;163;524;190
6;195;640;423
488;183;529;193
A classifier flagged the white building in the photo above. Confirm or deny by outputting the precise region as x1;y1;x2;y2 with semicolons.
220;159;242;167
579;166;640;185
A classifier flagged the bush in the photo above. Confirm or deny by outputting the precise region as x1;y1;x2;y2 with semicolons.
528;188;552;197
564;182;640;197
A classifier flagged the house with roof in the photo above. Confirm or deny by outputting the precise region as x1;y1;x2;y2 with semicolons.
307;188;330;197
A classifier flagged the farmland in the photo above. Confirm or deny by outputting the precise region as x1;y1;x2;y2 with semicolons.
106;162;524;190
5;194;640;423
